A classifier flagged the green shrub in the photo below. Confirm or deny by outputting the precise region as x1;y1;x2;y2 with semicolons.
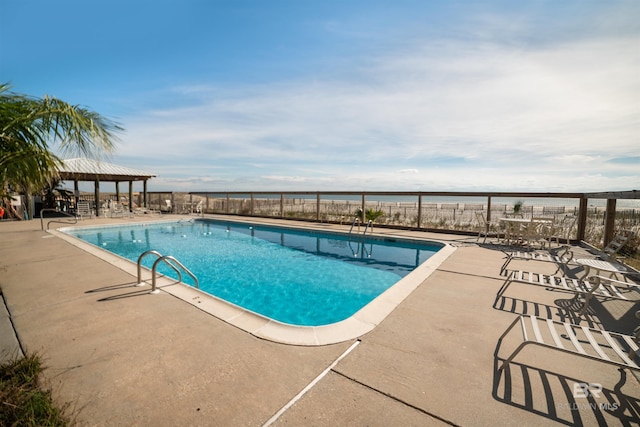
355;208;384;222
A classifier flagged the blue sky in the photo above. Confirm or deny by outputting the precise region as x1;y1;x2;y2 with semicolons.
2;0;639;192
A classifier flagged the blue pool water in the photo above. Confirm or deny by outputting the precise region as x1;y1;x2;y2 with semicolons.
66;219;442;326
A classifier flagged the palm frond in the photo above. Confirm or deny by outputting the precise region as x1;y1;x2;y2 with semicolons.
0;82;122;201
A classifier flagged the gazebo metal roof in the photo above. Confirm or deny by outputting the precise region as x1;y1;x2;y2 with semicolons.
58;158;156;182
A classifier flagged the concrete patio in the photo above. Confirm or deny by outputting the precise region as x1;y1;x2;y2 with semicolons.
1;215;639;426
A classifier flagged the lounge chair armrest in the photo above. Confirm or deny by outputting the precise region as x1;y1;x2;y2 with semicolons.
591;275;640;289
558;245;574;262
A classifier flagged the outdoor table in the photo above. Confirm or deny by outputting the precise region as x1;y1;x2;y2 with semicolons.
499;218;552;246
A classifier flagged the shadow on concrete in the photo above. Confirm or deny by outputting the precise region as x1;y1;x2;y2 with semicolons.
85;281;142;294
492;360;640;426
493;294;588;325
494;294;640;336
492;294;640;333
84;281;165;301
95;289;154;301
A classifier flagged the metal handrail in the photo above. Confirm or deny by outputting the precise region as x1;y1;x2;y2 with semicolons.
362;220;373;235
40;208;78;230
349;216;360;234
137;250;174;284
151;255;199;294
136;250;199;294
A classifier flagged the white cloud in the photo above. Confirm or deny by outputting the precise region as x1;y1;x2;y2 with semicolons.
116;23;640;192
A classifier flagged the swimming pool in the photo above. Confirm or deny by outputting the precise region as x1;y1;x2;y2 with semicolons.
64;219;443;326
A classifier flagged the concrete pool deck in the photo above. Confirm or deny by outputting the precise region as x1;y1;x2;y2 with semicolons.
1;214;639;426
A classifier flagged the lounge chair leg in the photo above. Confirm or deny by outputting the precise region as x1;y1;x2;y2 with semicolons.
500;256;513;275
495;277;513;299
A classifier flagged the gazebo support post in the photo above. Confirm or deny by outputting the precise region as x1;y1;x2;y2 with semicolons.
128;181;134;212
143;180;148;208
94;180;100;217
74;180;79;209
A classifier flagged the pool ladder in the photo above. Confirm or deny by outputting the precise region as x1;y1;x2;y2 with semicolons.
136;250;199;294
362;220;373;235
349;216;373;235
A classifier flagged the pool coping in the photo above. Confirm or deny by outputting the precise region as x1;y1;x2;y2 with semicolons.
52;218;456;346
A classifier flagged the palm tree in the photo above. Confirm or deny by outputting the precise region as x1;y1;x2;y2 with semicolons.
0;83;122;218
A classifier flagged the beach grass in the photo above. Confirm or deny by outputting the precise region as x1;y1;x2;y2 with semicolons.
0;352;72;426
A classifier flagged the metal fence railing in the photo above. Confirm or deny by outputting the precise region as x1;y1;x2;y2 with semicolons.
173;190;639;251
58;190;638;256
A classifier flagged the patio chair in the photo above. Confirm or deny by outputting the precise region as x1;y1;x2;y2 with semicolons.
109;201;125;217
108;201;133;218
496;271;640;315
76;200;94;219
548;215;577;246
528;217;555;249
500;217;551;248
496;315;640;372
500;245;574;276
476;211;501;243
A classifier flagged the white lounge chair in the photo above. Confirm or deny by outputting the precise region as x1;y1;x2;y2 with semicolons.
496;271;640;315
133;204;160;216
601;229;635;262
500;245;574;276
574;230;636;280
496;315;640;372
501;229;636;278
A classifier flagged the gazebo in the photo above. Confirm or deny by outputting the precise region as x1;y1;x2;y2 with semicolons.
58;158;156;215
